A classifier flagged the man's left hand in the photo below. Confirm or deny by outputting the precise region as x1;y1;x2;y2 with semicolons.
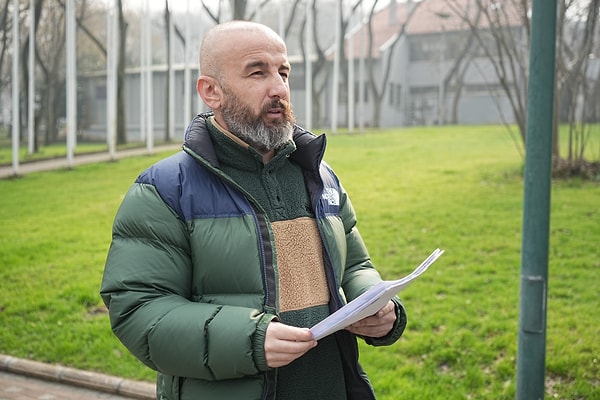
345;300;396;338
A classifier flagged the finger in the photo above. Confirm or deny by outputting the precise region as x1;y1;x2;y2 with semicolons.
269;322;315;342
264;323;317;367
376;301;395;318
265;336;316;354
355;301;396;326
346;323;393;338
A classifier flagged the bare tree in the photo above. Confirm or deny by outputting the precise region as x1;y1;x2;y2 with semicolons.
0;0;12;98
448;0;599;178
297;0;334;127
365;0;421;127
201;0;272;23
35;1;68;145
54;0;126;145
5;0;80;149
280;0;302;40
20;0;44;152
554;0;600;177
337;0;365;126
162;0;189;142
448;0;529;143
231;0;247;20
439;8;482;125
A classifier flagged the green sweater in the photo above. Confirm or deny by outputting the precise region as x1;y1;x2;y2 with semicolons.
207;118;347;399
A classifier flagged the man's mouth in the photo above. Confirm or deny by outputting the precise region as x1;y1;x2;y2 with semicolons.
266;108;283;118
263;99;291;123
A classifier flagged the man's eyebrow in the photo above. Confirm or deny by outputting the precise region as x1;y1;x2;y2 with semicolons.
243;60;291;72
244;60;268;71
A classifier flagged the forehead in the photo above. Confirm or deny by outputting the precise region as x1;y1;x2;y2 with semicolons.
222;30;289;70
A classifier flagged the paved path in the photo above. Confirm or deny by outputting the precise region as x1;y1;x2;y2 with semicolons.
0;144;181;179
0;355;155;400
0;370;147;400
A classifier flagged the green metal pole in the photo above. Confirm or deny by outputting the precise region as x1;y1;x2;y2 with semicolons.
516;0;557;399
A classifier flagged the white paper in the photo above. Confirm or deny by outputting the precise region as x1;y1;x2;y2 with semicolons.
309;248;444;340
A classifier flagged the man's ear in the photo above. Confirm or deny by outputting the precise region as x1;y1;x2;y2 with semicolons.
197;76;222;110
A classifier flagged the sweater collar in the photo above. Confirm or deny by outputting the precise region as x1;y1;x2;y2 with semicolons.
206;116;297;172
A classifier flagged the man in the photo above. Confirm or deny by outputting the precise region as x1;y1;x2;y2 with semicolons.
101;21;407;400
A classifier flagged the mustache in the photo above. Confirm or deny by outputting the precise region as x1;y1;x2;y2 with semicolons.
263;98;291;113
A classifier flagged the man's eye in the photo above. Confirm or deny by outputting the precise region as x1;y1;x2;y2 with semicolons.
280;72;289;80
251;71;263;76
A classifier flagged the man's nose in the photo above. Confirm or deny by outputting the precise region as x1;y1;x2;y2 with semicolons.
268;74;288;99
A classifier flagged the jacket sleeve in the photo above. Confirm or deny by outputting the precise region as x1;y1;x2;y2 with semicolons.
100;183;273;380
337;184;407;346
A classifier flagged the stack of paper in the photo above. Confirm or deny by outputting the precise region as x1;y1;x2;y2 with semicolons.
310;248;444;340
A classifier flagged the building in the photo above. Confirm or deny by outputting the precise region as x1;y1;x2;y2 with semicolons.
77;0;535;139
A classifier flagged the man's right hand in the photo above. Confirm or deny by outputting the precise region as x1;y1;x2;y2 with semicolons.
264;322;318;368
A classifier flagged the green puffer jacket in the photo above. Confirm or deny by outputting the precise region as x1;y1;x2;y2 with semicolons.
100;113;407;400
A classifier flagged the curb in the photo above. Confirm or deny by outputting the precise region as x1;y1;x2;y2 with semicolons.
0;354;155;399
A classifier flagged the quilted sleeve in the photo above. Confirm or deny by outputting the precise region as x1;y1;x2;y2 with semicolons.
100;183;271;380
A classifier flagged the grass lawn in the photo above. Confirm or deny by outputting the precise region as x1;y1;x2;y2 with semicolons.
0;125;598;399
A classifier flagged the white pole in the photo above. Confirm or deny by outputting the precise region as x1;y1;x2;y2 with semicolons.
304;0;312;131
139;3;146;141
183;0;191;130
168;7;175;141
438;24;446;125
106;3;117;159
12;0;20;175
66;0;77;168
27;0;35;155
278;0;285;40
358;7;365;132
331;0;340;133
144;0;153;152
347;28;355;132
255;0;262;22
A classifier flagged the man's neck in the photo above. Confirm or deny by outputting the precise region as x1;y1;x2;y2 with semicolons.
262;149;275;163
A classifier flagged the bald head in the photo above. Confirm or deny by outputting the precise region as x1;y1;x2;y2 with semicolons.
196;20;293;155
200;21;286;79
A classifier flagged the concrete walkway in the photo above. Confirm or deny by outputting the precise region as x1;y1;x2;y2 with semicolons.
0;144;181;180
0;355;155;400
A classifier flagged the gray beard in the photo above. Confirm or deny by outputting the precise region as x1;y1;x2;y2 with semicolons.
220;86;295;153
224;114;294;153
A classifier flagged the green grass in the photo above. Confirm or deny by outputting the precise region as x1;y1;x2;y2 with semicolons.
0;125;598;399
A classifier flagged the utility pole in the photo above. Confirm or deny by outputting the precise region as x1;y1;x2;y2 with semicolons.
107;2;118;159
12;0;20;176
66;0;77;168
304;0;313;131
516;0;557;399
28;0;36;155
331;0;340;133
